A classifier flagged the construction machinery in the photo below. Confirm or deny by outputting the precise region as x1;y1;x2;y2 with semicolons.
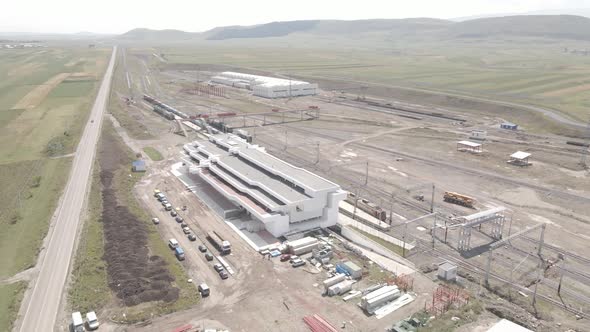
443;191;476;208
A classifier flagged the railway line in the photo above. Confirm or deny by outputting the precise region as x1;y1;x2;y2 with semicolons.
412;238;590;320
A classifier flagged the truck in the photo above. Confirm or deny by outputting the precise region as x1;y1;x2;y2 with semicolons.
174;247;185;260
207;231;231;255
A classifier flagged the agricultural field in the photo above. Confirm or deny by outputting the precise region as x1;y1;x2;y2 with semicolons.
0;46;109;328
152;39;590;124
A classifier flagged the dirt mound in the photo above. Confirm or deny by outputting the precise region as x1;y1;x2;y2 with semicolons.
99;129;178;307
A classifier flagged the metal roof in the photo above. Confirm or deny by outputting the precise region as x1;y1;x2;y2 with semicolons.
487;319;532;332
218;71;312;88
457;140;482;147
193;134;338;207
438;262;457;271
238;147;337;191
461;206;506;222
510;151;531;160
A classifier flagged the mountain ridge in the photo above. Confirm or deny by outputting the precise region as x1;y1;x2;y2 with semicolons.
115;15;590;42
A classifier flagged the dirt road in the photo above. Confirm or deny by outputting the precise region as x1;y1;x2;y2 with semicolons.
17;46;117;332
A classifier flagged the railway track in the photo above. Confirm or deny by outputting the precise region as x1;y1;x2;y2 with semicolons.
255;123;590;318
412;238;590;320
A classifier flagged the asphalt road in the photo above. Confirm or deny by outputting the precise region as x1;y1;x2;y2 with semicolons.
18;46;117;332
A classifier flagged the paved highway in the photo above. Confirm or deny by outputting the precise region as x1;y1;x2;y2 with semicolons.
19;46;117;332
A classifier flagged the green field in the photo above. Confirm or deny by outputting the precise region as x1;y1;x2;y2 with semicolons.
153;40;590;125
0;47;109;329
143;146;164;161
0;281;27;332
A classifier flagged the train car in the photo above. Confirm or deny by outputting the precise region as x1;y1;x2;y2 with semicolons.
339;201;391;231
345;192;387;221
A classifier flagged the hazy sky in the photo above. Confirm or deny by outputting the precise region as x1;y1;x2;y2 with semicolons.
1;0;588;34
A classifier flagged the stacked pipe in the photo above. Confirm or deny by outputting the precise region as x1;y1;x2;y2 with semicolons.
302;314;338;332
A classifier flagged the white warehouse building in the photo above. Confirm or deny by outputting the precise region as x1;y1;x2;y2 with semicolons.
211;71;319;98
182;134;346;237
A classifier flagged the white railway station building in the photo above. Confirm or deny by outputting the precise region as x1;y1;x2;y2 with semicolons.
181;134;346;237
211;71;319;98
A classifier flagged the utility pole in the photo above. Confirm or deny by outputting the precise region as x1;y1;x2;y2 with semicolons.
283;130;288;151
352;187;359;220
581;120;590;168
364;161;369;185
388;191;395;225
558;255;566;296
315;143;320;164
430;183;435;213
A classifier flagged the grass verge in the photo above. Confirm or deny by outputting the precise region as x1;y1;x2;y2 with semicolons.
350;226;405;256
67;161;110;313
143;146;163;161
0;281;27;332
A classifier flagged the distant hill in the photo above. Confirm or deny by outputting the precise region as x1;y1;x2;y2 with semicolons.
452;8;590;21
448;15;590;40
117;15;590;42
207;20;320;40
205;18;450;40
117;28;197;41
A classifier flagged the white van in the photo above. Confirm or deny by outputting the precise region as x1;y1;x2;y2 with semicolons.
164;203;173;211
168;238;179;249
198;283;210;297
72;312;85;332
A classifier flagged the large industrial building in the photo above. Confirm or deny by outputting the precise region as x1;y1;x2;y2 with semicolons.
211;71;318;98
181;134;346;237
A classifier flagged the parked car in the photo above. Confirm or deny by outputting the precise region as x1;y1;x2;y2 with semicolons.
280;254;291;262
175;247;185;261
198;283;210;297
161;200;168;206
168;238;179;249
151;217;160;225
289;255;299;263
182;226;191;234
198;245;207;253
205;252;214;261
175;216;184;223
164;203;172;211
188;233;197;241
219;270;229;280
213;263;224;272
291;258;306;268
180;222;188;228
86;311;99;330
170;210;178;217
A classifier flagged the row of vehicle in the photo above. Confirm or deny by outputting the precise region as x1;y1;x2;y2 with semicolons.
153;190;215;298
280;254;307;268
71;311;99;332
155;189;230;280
